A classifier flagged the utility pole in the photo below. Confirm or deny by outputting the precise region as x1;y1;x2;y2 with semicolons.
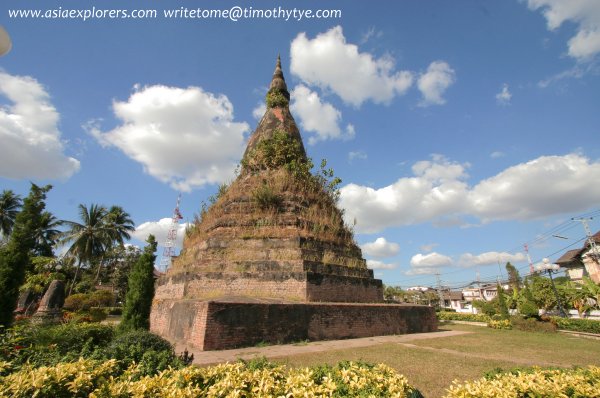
572;217;600;260
435;272;445;309
159;194;183;273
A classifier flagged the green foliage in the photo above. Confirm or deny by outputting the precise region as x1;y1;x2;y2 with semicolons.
0;322;115;370
0;358;120;398
265;89;289;108
0;184;52;327
252;182;282;210
517;282;539;318
445;366;600;398
103;329;178;375
505;262;521;293
0;190;22;240
551;316;600;334
63;290;115;312
510;316;557;333
487;319;512;330
242;129;307;173
436;311;491;323
119;235;157;332
496;283;510;319
529;275;565;311
0;359;423;398
472;298;498;317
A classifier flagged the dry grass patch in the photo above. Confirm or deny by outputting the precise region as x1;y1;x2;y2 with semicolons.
274;324;600;398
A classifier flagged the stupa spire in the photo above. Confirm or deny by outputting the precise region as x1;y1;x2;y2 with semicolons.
266;54;290;107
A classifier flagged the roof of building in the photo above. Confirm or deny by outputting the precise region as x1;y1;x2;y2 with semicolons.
556;248;584;266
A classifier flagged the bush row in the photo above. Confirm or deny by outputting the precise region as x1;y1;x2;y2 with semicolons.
0;323;182;375
436;311;490;323
444;366;600;398
0;359;423;398
551;316;600;334
2;358;599;398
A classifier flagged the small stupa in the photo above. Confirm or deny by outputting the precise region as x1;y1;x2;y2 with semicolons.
150;57;437;350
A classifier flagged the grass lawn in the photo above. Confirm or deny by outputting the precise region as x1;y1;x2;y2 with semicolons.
273;322;600;398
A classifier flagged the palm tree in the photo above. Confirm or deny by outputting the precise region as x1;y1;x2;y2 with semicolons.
94;206;135;283
33;211;63;257
105;206;135;246
0;190;22;240
60;204;112;294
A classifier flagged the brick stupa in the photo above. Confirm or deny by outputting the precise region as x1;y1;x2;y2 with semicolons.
150;57;437;350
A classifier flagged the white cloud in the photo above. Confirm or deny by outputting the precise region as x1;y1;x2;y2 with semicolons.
132;218;189;250
348;151;368;162
527;0;600;60
417;61;456;106
458;252;526;268
0;71;80;180
340;155;469;233
90;84;249;192
490;151;505;159
290;26;413;107
361;237;400;258
340;153;600;233
290;84;355;145
367;259;397;270
407;252;453;274
252;102;266;120
495;83;512;105
419;243;439;253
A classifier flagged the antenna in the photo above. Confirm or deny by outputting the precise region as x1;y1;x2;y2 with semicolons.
524;243;534;275
159;194;183;273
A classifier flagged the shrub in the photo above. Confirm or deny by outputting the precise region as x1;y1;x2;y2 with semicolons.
436;311;490;323
511;316;557;333
551;316;600;334
444;366;600;398
488;319;512;330
63;292;89;311
86;290;114;307
0;358;424;397
0;358;119;397
0;322;114;370
517;300;539;319
102;329;178;375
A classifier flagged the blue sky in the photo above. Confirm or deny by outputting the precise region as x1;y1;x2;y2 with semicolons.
1;0;599;289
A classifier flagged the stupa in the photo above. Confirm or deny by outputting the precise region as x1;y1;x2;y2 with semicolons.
150;57;437;350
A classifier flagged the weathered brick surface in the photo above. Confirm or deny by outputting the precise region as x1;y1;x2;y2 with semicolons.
150;300;438;351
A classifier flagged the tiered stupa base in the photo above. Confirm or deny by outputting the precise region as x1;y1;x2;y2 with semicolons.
151;299;437;351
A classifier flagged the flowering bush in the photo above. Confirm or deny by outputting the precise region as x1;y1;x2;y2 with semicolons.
0;359;423;398
444;366;600;398
487;319;512;330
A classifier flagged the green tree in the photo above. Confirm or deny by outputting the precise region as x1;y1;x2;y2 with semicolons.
60;204;112;294
505;262;521;292
0;189;22;241
119;235;157;331
33;211;63;257
93;206;135;284
517;281;539;318
0;184;51;326
496;283;510;319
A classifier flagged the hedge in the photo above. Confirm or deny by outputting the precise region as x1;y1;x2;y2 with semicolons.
0;359;423;398
436;311;491;323
551;316;600;334
444;366;600;398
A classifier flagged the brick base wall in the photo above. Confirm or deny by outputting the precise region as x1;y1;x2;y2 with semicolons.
150;299;438;351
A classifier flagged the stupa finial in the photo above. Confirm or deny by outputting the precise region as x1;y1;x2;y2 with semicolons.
266;54;290;107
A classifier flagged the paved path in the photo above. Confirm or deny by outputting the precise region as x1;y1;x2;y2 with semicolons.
180;330;470;366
